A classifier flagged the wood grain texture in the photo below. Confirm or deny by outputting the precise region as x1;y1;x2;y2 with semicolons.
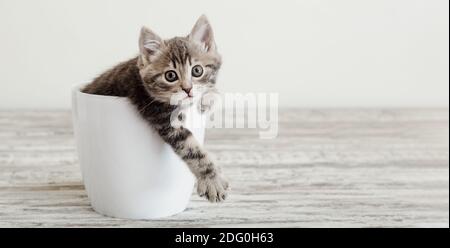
0;109;448;227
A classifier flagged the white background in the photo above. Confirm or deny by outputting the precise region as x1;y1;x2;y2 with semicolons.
0;0;448;109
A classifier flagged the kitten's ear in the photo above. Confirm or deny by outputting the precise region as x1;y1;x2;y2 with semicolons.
189;15;216;51
139;26;163;61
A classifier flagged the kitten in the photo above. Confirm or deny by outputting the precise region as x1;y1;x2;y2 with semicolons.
82;15;229;202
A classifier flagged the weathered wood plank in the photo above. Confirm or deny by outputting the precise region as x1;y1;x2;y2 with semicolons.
0;109;448;227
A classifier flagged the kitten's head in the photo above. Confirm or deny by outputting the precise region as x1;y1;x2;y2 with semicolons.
137;15;222;104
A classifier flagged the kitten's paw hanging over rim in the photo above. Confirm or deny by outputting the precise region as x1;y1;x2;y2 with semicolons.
197;175;230;203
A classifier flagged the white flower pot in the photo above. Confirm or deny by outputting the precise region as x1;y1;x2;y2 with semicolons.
71;86;204;219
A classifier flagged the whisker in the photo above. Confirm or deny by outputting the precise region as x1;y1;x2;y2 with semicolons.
138;99;156;114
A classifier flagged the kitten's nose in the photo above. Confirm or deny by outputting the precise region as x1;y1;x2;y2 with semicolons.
182;87;193;97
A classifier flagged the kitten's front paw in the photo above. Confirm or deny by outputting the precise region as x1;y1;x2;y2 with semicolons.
197;175;230;203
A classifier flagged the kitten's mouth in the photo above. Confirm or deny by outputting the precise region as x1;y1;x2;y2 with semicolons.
182;89;194;98
182;91;194;99
168;91;195;106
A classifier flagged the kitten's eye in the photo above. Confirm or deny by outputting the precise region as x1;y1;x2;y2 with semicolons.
191;65;203;77
164;70;178;82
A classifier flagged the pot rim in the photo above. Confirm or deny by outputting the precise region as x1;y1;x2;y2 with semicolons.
73;84;127;101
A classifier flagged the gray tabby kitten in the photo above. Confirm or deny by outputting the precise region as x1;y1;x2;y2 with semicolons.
83;15;229;202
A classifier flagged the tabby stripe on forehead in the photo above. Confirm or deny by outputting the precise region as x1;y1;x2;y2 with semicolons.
171;59;177;69
182;51;190;65
187;53;192;66
171;55;180;68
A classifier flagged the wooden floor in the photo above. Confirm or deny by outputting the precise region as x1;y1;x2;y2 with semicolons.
0;109;448;227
